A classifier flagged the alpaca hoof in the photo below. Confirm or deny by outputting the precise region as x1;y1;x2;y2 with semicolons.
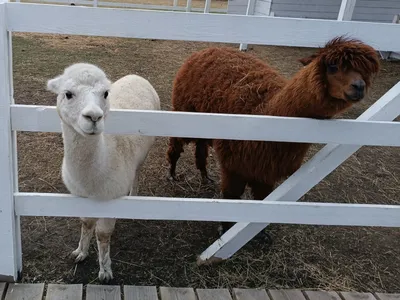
71;249;88;263
168;173;183;181
201;174;214;184
98;269;113;283
169;175;178;181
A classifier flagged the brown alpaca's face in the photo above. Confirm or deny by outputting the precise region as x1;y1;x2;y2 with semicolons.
325;65;367;102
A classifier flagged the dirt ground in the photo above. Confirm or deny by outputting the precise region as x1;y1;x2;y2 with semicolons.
13;32;400;292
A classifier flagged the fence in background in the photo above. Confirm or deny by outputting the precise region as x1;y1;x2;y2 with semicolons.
14;0;228;13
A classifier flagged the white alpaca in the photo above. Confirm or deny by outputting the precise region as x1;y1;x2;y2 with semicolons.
47;63;160;282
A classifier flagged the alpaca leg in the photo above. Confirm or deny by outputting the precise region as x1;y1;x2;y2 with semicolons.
249;181;274;200
221;169;246;199
195;140;213;183
71;217;97;262
167;137;184;180
248;181;274;245
218;169;246;236
96;218;116;282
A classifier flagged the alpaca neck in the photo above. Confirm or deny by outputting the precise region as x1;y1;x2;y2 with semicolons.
61;123;111;171
256;66;337;119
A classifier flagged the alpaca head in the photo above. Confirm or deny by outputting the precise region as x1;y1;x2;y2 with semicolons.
47;63;112;136
299;36;380;103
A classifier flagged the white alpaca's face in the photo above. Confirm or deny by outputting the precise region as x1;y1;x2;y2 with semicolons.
47;63;112;136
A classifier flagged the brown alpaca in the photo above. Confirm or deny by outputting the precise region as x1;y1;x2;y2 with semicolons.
167;37;380;234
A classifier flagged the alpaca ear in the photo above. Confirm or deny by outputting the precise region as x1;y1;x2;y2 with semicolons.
47;75;63;93
298;54;317;66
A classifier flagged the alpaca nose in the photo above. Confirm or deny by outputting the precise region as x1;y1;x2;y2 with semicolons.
83;113;103;123
351;79;365;92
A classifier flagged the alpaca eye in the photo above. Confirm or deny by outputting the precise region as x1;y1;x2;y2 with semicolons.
65;91;73;99
104;91;109;99
327;64;338;74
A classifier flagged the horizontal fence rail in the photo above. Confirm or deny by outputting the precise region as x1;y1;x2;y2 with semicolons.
97;1;226;12
5;2;400;51
19;0;227;13
20;0;94;5
15;193;400;227
11;104;400;146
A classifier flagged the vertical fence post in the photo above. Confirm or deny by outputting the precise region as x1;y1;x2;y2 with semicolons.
379;14;400;60
0;0;22;281
185;0;191;12
337;0;356;21
239;0;255;51
93;0;98;7
173;0;178;9
204;0;211;13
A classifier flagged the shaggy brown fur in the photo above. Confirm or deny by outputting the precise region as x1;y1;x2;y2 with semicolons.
167;37;380;232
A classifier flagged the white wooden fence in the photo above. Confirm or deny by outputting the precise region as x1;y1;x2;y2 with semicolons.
1;0;400;281
15;0;227;13
239;0;400;54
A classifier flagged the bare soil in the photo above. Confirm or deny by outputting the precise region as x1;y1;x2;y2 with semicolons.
13;33;400;292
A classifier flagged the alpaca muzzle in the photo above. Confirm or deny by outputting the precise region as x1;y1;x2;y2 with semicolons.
346;79;366;101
